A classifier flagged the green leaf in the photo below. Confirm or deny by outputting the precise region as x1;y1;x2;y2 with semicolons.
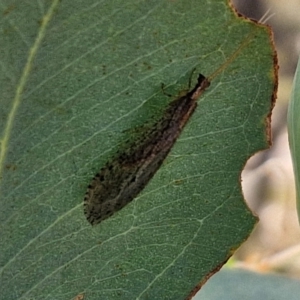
288;55;300;224
0;1;276;299
195;268;300;300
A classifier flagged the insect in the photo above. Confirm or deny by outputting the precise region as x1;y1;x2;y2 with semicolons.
73;293;84;300
84;72;210;225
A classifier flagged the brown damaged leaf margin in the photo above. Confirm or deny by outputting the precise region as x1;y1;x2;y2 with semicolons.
186;255;230;300
185;1;279;299
229;1;279;147
264;25;278;146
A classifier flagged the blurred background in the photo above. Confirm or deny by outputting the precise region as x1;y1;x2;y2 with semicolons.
231;0;300;278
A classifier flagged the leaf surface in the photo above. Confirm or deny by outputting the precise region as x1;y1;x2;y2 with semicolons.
195;268;300;300
0;0;276;299
288;55;300;223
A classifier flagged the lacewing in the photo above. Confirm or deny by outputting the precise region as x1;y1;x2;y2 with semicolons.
84;73;210;225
